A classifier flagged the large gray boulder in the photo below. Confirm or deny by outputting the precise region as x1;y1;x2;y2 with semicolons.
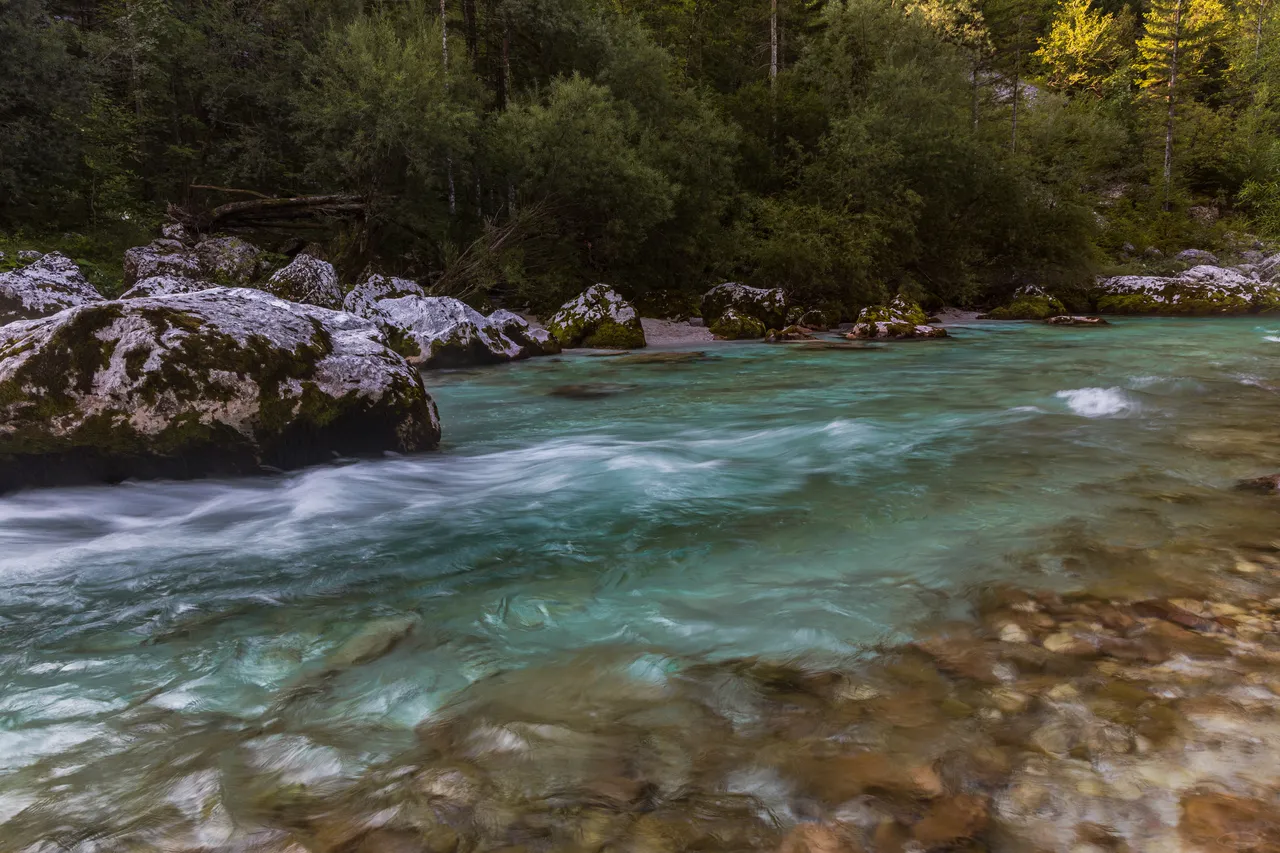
488;309;561;358
1259;252;1280;282
124;240;204;287
700;282;786;330
0;288;440;490
119;275;214;300
547;285;646;349
195;236;264;286
1096;265;1280;314
370;296;524;368
0;252;103;325
265;254;344;309
342;273;426;319
1175;249;1220;266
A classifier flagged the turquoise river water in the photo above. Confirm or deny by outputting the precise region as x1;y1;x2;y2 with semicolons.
2;317;1280;848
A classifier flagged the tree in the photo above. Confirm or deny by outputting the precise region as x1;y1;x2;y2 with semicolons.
1035;0;1130;96
1136;0;1226;208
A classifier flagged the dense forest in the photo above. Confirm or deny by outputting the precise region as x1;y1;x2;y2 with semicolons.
2;0;1278;314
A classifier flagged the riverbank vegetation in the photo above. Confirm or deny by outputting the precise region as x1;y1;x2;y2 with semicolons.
3;0;1279;314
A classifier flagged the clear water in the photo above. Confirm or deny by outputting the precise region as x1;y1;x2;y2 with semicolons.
3;317;1280;844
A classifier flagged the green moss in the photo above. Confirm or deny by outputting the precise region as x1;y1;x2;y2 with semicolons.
1096;290;1252;315
860;296;929;325
986;296;1065;320
710;313;766;339
581;320;646;349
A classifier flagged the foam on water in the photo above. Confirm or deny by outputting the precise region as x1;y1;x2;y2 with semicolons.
2;317;1279;839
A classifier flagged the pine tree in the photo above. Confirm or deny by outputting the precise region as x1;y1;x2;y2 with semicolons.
1136;0;1226;208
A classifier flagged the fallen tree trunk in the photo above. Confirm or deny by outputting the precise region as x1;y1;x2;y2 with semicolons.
169;192;367;237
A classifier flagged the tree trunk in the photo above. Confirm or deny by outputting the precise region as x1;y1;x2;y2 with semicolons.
770;0;779;90
440;0;456;216
1163;0;1184;212
463;0;478;61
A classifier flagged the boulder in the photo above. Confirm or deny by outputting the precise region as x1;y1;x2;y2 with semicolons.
547;285;646;349
0;252;103;325
983;285;1066;320
120;275;215;300
701;282;786;330
1096;265;1280;314
765;325;815;342
124;241;204;288
796;309;832;331
370;295;524;368
1259;252;1280;282
160;222;192;244
0;288;439;490
343;273;426;319
265;254;344;309
194;237;264;286
1176;248;1220;266
847;295;948;340
710;308;766;340
17;250;42;263
489;309;561;357
1044;315;1109;326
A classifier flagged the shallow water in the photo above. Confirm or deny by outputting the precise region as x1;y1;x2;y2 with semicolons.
3;317;1280;848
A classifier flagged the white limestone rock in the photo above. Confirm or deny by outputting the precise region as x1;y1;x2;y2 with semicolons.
265;254;344;309
0;252;103;325
373;295;524;368
488;309;561;357
701;282;787;330
547;285;646;349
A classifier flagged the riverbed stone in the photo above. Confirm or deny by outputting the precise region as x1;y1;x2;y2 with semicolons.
985;285;1067;320
265;254;345;309
1096;265;1280;315
701;282;787;330
847;295;948;339
489;309;561;357
547;285;646;349
1045;315;1109;326
710;308;766;340
0;252;104;325
0;287;439;489
371;295;524;368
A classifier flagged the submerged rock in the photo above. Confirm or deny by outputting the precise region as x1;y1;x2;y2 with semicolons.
0;288;439;489
119;275;214;300
765;325;815;342
1096;265;1280;315
489;309;561;358
1044;315;1109;326
701;282;787;330
0;252;103;324
265;254;344;309
547;285;646;349
710;307;766;340
372;296;523;368
847;295;948;339
984;285;1067;320
1234;473;1280;494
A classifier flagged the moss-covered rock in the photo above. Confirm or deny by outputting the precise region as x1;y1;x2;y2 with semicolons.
710;308;766;339
369;296;525;368
119;275;214;300
195;237;265;286
123;240;204;288
984;286;1067;320
0;288;439;490
489;309;562;357
0;252;104;324
547;285;646;349
1044;315;1109;326
847;295;948;339
342;273;426;318
264;254;344;309
701;282;786;330
1095;265;1279;315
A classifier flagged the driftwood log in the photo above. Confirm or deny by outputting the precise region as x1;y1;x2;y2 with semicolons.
169;191;366;238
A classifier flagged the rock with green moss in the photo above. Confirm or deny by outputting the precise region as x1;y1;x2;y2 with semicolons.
984;286;1067;320
547;285;647;349
123;240;204;288
0;253;104;325
847;295;948;339
489;309;561;357
370;295;525;368
1044;315;1109;326
1095;265;1280;315
343;273;426;318
0;288;440;490
710;308;766;339
195;237;265;286
265;254;344;309
701;282;786;330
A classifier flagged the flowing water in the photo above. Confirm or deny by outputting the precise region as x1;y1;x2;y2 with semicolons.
3;318;1280;850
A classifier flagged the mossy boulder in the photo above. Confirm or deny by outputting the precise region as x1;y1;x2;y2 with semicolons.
342;273;426;319
547;285;646;349
0;287;440;490
120;275;214;300
1095;265;1278;315
701;282;786;330
1044;315;1109;326
369;295;525;368
194;237;265;286
489;309;561;357
984;286;1066;320
264;254;344;309
123;240;204;288
710;308;766;339
847;295;948;339
0;253;104;325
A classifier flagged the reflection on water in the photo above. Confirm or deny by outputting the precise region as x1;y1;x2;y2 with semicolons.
3;317;1280;850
